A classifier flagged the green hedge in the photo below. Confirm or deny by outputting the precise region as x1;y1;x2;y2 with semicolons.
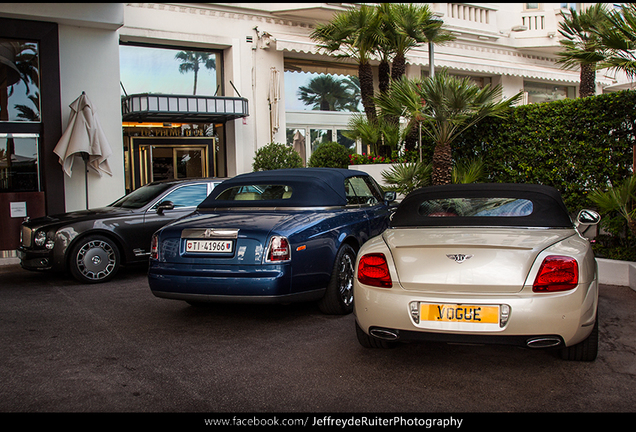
308;142;351;168
252;142;303;171
451;90;636;212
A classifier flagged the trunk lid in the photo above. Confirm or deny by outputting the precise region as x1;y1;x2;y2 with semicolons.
384;227;575;294
160;211;298;265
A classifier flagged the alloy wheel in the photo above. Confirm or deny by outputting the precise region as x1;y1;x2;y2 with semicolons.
76;239;117;281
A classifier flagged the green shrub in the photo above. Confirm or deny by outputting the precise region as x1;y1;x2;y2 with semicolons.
252;142;303;171
452;90;636;212
308;142;350;168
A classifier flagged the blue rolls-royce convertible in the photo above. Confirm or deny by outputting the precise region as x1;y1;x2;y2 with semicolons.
148;168;396;314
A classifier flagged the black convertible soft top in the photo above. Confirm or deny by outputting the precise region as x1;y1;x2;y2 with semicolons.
199;168;368;208
391;183;573;228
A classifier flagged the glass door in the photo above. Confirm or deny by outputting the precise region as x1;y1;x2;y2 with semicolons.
175;147;205;179
131;138;214;189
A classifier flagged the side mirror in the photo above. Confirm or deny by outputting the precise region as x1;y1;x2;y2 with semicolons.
384;191;397;203
156;200;174;214
577;209;600;225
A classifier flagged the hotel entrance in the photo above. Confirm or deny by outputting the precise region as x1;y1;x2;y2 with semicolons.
123;117;234;193
129;137;215;190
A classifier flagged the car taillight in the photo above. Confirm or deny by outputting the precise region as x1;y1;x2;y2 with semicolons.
357;253;392;288
267;236;290;262
532;255;578;292
150;234;159;260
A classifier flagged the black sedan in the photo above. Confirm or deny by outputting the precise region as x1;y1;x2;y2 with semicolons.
17;178;226;283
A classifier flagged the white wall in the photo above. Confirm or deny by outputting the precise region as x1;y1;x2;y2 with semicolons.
58;25;125;210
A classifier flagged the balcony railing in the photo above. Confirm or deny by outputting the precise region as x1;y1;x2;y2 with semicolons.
121;94;249;123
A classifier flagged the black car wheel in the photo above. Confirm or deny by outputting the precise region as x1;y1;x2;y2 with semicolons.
318;243;355;315
559;310;599;361
69;235;121;284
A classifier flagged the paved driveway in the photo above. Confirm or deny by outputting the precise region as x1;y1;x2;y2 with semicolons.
1;262;635;422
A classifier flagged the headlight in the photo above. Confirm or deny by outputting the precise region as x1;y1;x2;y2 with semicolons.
34;231;47;246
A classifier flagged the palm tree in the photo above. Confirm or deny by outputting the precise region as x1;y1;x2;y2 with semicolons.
311;5;383;122
377;4;454;151
382;161;432;195
418;16;455;78
594;3;636;79
340;76;362;112
381;157;484;195
556;4;612;98
343;113;381;155
588;176;636;238
174;51;216;95
376;71;522;185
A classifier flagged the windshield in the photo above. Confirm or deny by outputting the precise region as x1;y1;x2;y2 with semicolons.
110;183;172;209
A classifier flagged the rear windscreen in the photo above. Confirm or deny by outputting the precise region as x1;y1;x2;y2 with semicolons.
419;198;533;218
214;184;292;201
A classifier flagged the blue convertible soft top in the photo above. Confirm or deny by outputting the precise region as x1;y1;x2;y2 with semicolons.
199;168;368;208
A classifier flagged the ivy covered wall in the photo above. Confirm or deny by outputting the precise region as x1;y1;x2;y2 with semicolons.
450;90;636;212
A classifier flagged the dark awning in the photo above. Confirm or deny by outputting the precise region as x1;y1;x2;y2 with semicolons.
121;94;249;123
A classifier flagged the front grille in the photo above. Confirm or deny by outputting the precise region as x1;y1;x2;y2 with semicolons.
21;226;33;247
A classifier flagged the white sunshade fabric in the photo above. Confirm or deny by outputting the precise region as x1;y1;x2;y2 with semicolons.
53;92;113;178
275;34;595;85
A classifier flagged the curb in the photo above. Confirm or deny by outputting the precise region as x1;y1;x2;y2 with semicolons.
597;258;636;291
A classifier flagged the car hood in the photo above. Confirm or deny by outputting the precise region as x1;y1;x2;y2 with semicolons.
383;227;577;294
24;207;133;228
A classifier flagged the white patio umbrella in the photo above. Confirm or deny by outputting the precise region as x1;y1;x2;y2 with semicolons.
292;129;306;165
268;67;280;142
53;92;113;208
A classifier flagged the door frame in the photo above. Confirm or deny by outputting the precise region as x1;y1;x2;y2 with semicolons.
129;137;216;190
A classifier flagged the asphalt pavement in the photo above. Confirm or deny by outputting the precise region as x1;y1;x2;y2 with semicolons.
1;261;635;426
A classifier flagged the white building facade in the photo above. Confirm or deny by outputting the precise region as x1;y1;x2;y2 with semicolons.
0;2;631;254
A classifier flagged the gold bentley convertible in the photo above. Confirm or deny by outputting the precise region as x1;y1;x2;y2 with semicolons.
353;183;601;361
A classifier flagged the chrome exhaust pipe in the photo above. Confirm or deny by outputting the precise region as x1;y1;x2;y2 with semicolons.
370;328;399;341
526;337;562;348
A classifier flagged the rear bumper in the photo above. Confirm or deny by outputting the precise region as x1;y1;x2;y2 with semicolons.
354;279;598;348
148;261;323;303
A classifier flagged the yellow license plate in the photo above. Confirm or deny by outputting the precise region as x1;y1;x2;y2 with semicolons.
421;303;499;324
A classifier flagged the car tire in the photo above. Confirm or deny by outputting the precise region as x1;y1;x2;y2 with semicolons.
559;311;599;361
355;321;397;349
318;243;356;315
69;235;121;284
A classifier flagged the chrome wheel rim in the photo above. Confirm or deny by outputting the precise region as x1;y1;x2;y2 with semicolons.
338;252;354;307
76;240;116;281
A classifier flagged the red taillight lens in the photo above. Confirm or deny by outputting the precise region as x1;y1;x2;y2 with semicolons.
267;236;290;262
150;234;159;260
357;253;392;288
532;255;578;292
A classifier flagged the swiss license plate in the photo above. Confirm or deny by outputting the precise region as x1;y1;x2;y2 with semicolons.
185;239;233;253
420;303;499;324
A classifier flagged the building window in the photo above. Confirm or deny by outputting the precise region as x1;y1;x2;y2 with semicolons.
0;39;40;122
524;81;576;104
0;133;39;192
337;130;355;151
310;129;333;153
524;3;540;10
286;71;361;112
284;58;361;112
119;43;222;96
